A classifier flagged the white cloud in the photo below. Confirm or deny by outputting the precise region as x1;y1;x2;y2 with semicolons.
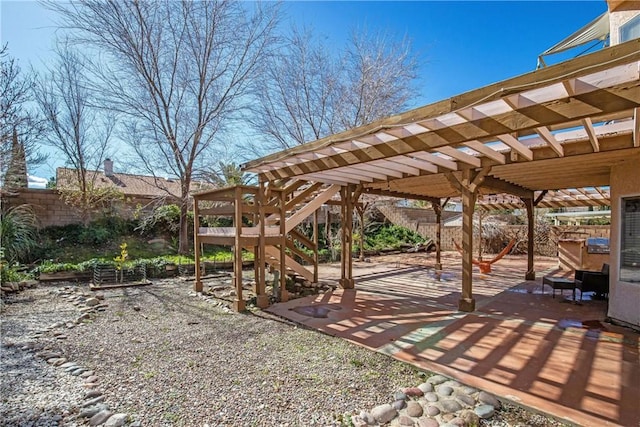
28;174;49;189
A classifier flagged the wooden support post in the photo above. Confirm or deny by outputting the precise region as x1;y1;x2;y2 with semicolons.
339;185;355;289
523;197;536;280
460;183;477;312
431;199;443;271
193;196;203;293
447;167;490;312
313;208;319;283
477;207;484;262
356;203;366;261
256;179;269;308
233;186;245;311
278;189;288;302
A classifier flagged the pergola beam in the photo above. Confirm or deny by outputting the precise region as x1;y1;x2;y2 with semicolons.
463;140;506;164
535;126;564;157
497;134;534;161
582;118;600;152
481;176;534;199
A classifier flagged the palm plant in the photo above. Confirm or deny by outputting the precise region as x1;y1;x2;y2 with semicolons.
0;204;39;263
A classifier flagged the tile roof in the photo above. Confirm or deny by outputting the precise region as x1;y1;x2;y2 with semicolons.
56;167;213;198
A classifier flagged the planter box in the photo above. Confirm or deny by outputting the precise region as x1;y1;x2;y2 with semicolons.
39;271;93;282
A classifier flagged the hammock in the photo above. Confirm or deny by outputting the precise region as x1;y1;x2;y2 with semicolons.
452;238;517;273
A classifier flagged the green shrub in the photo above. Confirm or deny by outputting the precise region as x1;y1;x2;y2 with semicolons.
0;204;39;263
79;225;110;245
136;204;194;237
1;263;31;283
364;224;425;251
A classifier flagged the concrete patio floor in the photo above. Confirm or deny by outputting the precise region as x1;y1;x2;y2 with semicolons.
266;253;639;427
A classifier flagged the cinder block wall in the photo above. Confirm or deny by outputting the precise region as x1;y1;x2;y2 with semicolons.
376;203;610;255
2;189;164;227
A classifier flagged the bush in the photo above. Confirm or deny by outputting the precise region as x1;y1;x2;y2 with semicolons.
364;224;425;251
0;204;39;263
136;204;193;237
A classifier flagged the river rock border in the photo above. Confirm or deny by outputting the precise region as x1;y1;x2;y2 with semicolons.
353;374;501;427
6;284;139;427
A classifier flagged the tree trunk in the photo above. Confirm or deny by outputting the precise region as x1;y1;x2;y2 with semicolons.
179;198;190;254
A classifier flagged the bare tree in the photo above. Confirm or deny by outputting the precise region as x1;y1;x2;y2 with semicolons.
249;26;419;155
33;42;116;224
48;0;280;254
0;44;46;190
337;29;418;129
249;27;340;152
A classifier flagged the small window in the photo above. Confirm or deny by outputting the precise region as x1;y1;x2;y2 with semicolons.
621;197;640;283
620;15;640;43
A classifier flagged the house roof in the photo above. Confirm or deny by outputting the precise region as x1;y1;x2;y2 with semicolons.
242;39;640;208
56;167;212;199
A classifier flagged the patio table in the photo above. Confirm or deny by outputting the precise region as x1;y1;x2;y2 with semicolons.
543;276;576;300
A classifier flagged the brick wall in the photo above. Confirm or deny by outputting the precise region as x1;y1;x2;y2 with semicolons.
2;189;166;228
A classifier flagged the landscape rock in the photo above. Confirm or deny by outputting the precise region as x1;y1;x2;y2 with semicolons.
79;406;102;418
85;389;103;399
440;399;462;413
402;387;424;397
406;401;423;417
398;415;415;426
85;298;100;307
478;391;501;408
427;375;448;385
425;405;440;416
83;395;105;407
359;411;375;425
458;409;480;426
89;409;113;426
437;385;454;397
424;392;439;402
417;418;439;427
455;393;475;407
371;403;397;424
417;382;433;393
351;415;368;427
393;391;407;401
105;413;128;426
475;404;495;419
392;399;406;410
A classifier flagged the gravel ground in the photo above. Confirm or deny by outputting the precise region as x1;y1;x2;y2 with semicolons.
1;279;568;427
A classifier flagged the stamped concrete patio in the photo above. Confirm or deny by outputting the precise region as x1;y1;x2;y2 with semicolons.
267;253;639;427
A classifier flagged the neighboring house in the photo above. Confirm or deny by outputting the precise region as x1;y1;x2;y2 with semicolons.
56;159;212;212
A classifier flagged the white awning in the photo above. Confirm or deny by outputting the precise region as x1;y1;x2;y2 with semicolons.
538;12;609;67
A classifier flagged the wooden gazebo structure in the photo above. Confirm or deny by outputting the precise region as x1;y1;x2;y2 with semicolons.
194;39;640;313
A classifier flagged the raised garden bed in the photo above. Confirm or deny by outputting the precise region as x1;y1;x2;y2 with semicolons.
38;271;93;282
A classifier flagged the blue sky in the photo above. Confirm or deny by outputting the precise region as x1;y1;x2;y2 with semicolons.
1;1;607;181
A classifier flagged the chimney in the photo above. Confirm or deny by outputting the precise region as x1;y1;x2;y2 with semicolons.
104;158;114;177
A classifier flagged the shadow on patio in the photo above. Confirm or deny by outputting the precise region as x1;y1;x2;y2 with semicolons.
267;257;639;427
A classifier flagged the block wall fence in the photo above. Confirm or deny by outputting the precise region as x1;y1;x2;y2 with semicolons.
2;189;162;227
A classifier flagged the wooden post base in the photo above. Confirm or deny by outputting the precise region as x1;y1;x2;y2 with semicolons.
435;263;442;271
256;294;270;308
194;281;203;293
233;299;246;312
525;271;536;281
279;290;289;303
339;278;355;289
458;298;476;312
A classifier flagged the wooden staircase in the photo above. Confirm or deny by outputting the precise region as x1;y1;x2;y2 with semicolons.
192;181;341;310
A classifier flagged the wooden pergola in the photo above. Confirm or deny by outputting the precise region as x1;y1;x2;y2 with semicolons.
194;39;640;312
